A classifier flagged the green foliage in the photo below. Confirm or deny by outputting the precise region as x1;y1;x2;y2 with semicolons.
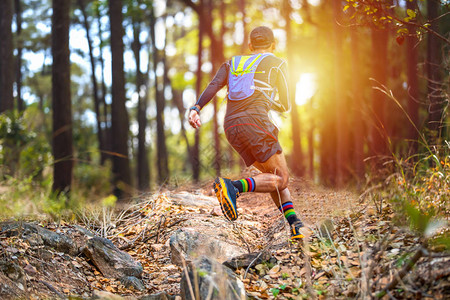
387;142;449;248
73;161;112;197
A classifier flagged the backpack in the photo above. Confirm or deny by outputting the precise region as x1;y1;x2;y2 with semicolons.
228;53;276;102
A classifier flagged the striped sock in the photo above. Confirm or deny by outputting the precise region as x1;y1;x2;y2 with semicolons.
232;178;256;193
278;201;300;225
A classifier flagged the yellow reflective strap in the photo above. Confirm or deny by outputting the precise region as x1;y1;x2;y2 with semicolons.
245;54;262;72
232;56;237;73
231;54;262;76
235;55;252;74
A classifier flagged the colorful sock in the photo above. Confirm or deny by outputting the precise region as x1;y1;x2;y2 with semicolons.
278;201;300;225
232;178;256;193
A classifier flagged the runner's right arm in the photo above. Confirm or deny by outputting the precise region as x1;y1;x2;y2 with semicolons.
188;62;228;129
194;62;229;109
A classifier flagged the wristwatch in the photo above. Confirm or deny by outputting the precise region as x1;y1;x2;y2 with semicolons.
190;105;200;114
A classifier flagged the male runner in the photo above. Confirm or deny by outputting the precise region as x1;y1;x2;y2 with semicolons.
188;26;304;240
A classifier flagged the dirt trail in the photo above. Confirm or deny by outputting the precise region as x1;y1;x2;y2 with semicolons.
0;176;406;299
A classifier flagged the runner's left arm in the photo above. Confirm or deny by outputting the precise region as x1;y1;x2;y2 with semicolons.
194;62;228;109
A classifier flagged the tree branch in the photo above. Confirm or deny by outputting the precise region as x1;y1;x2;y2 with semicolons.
179;0;199;14
376;247;425;298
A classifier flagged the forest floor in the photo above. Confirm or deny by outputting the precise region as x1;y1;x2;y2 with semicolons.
0;171;449;299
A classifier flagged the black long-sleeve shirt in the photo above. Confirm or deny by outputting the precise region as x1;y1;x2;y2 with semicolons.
195;54;290;126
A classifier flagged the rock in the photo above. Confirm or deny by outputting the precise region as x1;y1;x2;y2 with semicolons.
24;233;44;247
223;251;271;270
0;273;26;299
120;276;146;291
210;207;222;216
168;192;215;207
180;256;246;300
91;290;129;300
0;221;78;255
139;292;175;300
0;262;25;281
23;264;37;275
169;229;245;266
83;237;143;279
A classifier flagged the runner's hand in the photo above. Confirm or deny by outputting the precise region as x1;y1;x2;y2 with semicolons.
188;110;202;129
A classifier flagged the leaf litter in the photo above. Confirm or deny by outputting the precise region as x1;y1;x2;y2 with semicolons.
0;177;448;299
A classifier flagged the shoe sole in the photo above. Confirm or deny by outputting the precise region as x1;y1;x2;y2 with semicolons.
291;234;305;240
213;178;238;221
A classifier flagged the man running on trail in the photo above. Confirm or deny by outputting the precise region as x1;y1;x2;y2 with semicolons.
188;26;305;240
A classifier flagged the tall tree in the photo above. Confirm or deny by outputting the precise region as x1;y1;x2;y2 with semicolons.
131;2;150;191
332;0;349;186
370;27;389;159
283;0;304;177
350;28;365;182
78;0;107;164
181;0;223;177
193;7;204;182
95;3;111;160
207;0;223;176
0;0;14;112
51;0;73;194
238;0;248;53
150;4;169;184
426;0;444;140
109;0;131;197
15;0;24;111
405;0;419;154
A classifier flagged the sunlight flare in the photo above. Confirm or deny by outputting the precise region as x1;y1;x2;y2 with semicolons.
295;73;317;105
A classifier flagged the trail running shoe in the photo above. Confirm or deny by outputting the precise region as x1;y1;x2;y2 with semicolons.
213;177;239;221
291;220;305;240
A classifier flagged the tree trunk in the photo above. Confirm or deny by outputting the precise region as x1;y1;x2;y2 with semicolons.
0;0;14;112
206;0;223;177
284;0;304;177
78;0;106;165
109;0;131;198
426;0;444;141
95;5;111;161
405;0;420;155
308;98;314;180
51;0;73;195
238;0;248;53
332;0;348;186
370;28;389;159
193;12;204;182
350;28;365;184
15;0;24;112
150;5;169;184
132;9;150;191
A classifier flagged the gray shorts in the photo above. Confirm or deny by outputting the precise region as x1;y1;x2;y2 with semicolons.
224;116;282;166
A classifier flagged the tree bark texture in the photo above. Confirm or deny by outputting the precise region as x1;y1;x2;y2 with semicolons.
206;0;223;177
15;0;24;111
109;0;132;198
405;0;420;155
370;28;389;158
0;0;14;112
95;5;111;161
350;28;365;182
193;12;204;182
132;9;150;191
51;0;73;194
150;5;169;184
332;0;349;186
78;0;106;165
426;0;444;140
284;0;304;177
